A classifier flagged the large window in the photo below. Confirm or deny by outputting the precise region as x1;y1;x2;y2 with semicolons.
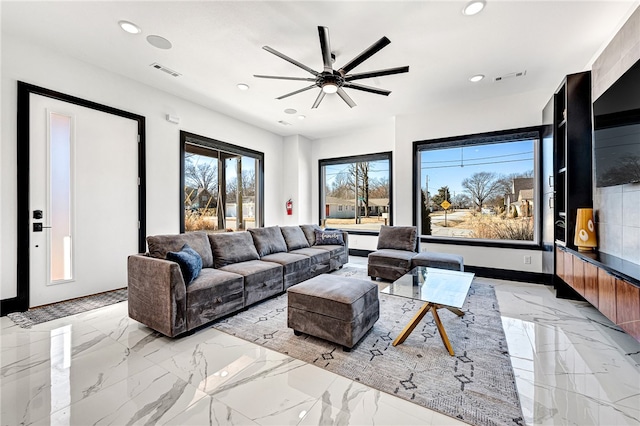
320;152;392;232
414;128;540;244
180;131;263;233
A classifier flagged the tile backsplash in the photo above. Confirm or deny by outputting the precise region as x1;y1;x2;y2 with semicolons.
595;182;640;265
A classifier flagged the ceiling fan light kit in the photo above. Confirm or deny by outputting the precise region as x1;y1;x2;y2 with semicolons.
254;26;409;109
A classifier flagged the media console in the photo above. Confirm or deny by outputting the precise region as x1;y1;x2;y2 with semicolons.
555;246;640;342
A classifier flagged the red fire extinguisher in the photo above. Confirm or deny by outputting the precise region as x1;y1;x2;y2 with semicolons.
286;199;293;216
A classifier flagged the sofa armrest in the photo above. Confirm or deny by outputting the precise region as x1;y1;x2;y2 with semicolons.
127;254;188;337
341;230;349;253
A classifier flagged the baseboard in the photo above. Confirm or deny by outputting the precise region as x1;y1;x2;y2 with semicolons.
1;297;26;316
464;266;549;285
349;249;372;257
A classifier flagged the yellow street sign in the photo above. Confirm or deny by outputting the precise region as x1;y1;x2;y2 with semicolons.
441;200;451;210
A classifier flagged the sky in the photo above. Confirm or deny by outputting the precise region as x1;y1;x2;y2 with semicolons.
420;140;535;199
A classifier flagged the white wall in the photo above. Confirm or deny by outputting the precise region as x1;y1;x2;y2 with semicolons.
1;35;284;300
282;134;313;225
312;90;550;273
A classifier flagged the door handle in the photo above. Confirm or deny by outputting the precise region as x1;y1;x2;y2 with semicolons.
33;223;52;232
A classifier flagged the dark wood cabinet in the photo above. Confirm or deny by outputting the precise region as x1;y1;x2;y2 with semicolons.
556;247;639;342
597;268;617;324
573;256;585;296
616;279;640;341
583;262;599;308
563;250;574;287
556;247;565;281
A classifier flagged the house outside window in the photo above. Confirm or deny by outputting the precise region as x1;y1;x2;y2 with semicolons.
414;128;540;244
181;131;264;233
320;152;392;232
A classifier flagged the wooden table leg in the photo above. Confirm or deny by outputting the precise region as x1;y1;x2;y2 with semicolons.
392;302;433;346
431;306;454;356
445;306;465;317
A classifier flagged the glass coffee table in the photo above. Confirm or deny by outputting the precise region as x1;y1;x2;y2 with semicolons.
381;266;475;356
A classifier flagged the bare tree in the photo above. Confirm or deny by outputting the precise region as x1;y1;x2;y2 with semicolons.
185;159;218;193
461;172;503;211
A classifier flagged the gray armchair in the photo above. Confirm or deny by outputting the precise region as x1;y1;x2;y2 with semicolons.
367;226;418;281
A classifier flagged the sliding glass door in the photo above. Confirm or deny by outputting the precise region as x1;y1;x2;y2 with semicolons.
181;132;263;233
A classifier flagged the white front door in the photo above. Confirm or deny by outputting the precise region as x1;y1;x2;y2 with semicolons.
28;94;139;307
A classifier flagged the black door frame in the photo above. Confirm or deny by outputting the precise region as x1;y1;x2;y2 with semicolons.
1;81;146;315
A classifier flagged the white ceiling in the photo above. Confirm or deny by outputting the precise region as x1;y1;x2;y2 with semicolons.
2;1;637;140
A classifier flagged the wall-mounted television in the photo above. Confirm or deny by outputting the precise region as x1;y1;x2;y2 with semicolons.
593;60;640;187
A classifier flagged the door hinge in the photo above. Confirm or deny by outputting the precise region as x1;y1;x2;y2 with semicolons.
137;134;141;143
138;221;141;230
137;177;140;185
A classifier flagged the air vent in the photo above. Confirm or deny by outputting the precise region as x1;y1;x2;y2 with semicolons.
494;70;526;82
278;120;292;126
150;62;181;77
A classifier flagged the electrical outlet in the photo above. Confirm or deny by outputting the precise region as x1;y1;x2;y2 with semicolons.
524;255;531;265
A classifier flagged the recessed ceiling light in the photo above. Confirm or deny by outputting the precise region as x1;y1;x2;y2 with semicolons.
237;83;250;91
284;108;297;114
298;115;306;120
469;74;485;82
462;0;486;16
146;35;172;50
118;20;141;34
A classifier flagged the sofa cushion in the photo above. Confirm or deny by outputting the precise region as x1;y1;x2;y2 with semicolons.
280;226;310;250
368;249;415;269
209;231;260;268
261;252;311;289
376;225;417;252
315;230;345;246
147;232;214;268
249;226;288;256
300;224;322;246
166;244;203;285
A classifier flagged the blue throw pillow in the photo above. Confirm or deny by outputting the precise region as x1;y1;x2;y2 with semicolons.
314;230;344;245
166;243;202;285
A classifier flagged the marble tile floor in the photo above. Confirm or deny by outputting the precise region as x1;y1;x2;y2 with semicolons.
1;258;639;426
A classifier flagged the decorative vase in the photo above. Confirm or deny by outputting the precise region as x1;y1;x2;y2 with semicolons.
574;208;597;252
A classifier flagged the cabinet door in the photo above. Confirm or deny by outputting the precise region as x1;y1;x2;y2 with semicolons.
583;262;599;308
616;278;640;341
572;256;585;296
563;251;574;286
556;247;565;281
598;269;617;323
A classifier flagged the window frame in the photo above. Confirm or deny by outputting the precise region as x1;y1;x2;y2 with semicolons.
412;126;544;249
180;130;264;233
319;151;393;235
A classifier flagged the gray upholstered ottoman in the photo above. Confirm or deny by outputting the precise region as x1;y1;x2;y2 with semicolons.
287;274;379;351
411;251;464;271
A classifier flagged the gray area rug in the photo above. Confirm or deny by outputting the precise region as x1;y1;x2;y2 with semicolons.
213;266;524;426
7;289;128;328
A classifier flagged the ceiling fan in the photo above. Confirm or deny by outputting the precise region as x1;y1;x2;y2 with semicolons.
254;26;409;109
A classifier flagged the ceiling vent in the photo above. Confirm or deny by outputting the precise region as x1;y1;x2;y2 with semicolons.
494;70;526;82
150;62;181;77
278;120;292;126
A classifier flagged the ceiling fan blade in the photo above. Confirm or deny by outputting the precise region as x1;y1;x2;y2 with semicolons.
276;84;318;100
337;88;356;108
344;66;409;82
262;46;319;76
342;82;391;96
338;36;391;75
318;26;333;73
311;90;326;109
254;74;316;82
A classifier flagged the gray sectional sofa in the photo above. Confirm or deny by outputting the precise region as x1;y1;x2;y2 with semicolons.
127;224;348;337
